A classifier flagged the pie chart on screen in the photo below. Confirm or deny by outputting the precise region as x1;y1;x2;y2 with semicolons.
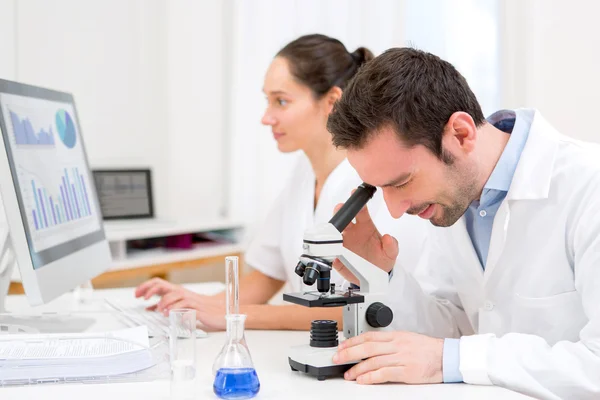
55;109;77;149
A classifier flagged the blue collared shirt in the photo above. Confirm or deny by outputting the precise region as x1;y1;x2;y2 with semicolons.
442;109;532;383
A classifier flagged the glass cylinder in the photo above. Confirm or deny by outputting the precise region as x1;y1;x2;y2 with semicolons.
225;256;239;316
169;308;197;400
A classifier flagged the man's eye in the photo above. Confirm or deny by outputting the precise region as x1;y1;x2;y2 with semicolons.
277;98;288;106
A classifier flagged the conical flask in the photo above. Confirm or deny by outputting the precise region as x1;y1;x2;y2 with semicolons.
212;314;260;399
212;256;260;399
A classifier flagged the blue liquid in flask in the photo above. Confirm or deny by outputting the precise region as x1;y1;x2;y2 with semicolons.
213;368;260;399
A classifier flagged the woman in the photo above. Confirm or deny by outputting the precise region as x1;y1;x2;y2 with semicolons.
135;34;427;331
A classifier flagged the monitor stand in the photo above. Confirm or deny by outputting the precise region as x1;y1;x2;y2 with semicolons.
0;226;15;314
0;229;97;334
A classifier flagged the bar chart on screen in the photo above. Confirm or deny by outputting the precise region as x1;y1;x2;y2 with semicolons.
18;163;98;253
28;167;93;231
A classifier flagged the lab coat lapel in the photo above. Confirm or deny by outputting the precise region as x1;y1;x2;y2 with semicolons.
484;110;558;280
484;200;509;279
451;218;485;285
506;110;558;202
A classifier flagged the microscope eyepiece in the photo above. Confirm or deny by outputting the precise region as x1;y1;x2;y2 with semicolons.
329;183;376;232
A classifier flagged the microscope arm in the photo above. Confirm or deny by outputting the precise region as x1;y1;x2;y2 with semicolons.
337;247;389;294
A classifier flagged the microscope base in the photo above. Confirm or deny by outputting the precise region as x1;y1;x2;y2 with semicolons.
288;344;357;381
289;358;355;381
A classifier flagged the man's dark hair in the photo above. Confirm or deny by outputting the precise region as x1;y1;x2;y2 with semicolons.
327;47;486;160
277;34;374;98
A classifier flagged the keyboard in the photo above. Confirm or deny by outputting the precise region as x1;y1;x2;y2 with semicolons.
104;299;208;338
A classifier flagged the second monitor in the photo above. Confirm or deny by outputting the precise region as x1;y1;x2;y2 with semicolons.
93;169;154;220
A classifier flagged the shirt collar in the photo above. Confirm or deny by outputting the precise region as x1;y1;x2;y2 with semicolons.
483;109;531;192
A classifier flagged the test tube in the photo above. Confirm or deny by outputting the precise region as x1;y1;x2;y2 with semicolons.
225;256;239;316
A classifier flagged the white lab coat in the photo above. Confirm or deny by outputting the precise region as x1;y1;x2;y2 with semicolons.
389;110;600;399
245;155;427;296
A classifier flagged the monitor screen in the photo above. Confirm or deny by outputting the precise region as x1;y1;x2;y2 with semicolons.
0;88;104;271
93;169;154;219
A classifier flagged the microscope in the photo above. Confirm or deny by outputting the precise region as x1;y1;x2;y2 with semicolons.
283;183;394;380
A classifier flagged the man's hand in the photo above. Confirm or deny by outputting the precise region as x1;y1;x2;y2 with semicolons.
333;331;444;385
332;203;399;284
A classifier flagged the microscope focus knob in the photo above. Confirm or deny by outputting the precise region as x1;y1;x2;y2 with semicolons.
366;302;393;328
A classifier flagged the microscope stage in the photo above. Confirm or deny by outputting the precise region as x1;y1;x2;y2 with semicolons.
283;291;364;307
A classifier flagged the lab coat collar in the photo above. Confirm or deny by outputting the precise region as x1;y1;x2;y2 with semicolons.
506;109;560;201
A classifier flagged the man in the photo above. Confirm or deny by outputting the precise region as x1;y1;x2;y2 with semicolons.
327;48;600;399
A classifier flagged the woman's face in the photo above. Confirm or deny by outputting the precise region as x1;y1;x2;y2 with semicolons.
261;57;332;153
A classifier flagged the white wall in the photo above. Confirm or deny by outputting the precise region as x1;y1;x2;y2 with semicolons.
3;0;231;222
165;0;230;220
0;0;16;80
501;0;600;142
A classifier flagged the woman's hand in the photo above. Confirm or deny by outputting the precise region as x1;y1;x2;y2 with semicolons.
134;277;222;316
151;290;227;331
135;277;182;302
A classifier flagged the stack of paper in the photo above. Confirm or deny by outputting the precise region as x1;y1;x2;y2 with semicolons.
0;326;155;383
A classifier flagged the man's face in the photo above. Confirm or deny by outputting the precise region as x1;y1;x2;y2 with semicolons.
347;126;479;227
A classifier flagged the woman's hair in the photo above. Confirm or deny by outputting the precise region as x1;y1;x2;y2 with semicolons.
276;34;374;98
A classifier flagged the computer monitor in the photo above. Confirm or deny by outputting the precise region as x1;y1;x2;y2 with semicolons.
0;79;112;308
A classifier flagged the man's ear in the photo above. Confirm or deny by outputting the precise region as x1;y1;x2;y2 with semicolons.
443;111;477;154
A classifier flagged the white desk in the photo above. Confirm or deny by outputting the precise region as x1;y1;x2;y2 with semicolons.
3;284;534;400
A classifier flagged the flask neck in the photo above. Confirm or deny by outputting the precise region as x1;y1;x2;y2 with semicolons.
226;314;247;341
